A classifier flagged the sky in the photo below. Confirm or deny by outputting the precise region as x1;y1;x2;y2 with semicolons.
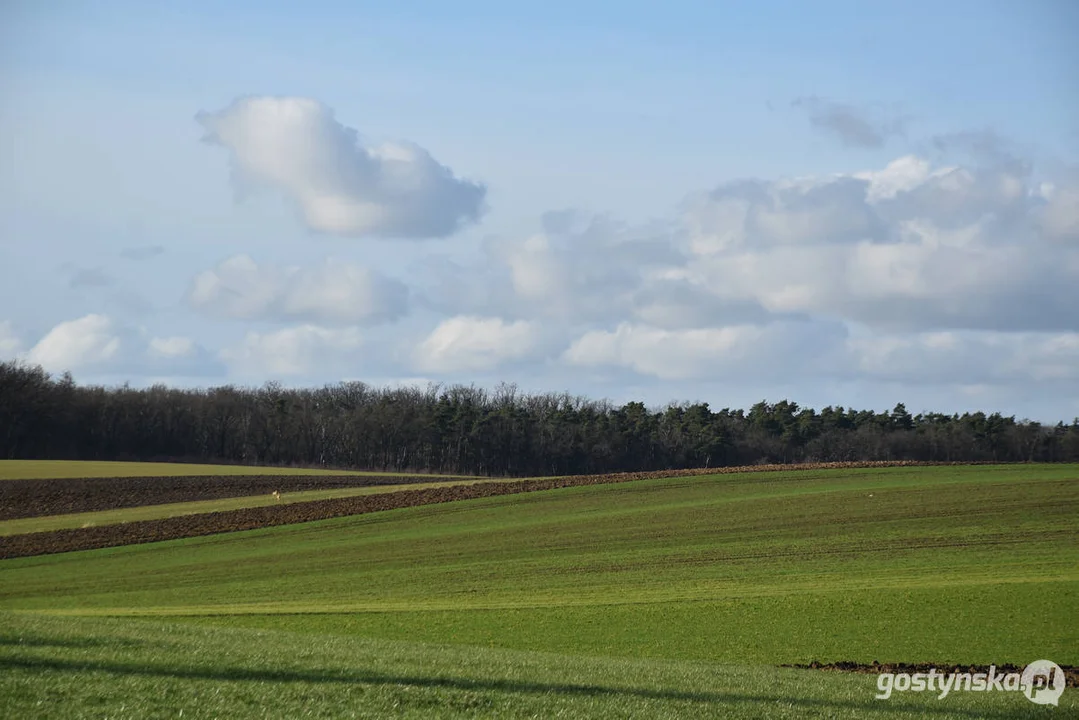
1;0;1077;421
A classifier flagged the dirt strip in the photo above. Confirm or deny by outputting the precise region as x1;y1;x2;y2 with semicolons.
783;662;1079;688
0;461;983;559
0;474;460;521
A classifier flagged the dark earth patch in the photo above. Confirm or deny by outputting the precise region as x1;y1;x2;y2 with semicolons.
0;474;451;520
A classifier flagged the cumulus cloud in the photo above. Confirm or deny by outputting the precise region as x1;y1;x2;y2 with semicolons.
847;330;1079;385
14;129;1071;411
408;151;1078;401
189;255;409;325
429;153;1077;341
414;316;538;374
9;316;220;378
561;322;1079;390
629;279;778;330
24;314;121;372
220;325;363;377
1039;184;1079;241
422;212;700;328
679;155;1079;332
142;335;223;377
148;336;196;359
793;96;907;148
197;96;486;238
563;321;846;380
684;176;885;253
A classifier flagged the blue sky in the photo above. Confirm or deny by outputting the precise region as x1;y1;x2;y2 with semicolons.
1;1;1077;420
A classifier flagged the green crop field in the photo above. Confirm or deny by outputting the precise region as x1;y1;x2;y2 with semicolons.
1;613;1058;720
0;459;476;480
2;464;1077;717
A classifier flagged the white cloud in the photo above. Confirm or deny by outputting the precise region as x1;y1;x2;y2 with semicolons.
423;213;691;327
197;96;486;238
220;325;363;377
1039;184;1079;241
685;176;884;253
189;255;408;325
11;318;220;378
563;321;845;380
141;335;223;378
189;256;276;319
24;314;121;373
414;316;538;373
0;321;22;359
415;154;1076;401
679;157;1079;332
420;156;1076;343
148;336;196;359
562;321;1079;390
10;134;1073;417
846;330;1079;385
854;155;945;202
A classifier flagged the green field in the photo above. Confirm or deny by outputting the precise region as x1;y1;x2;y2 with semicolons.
0;459;475;480
0;478;498;536
2;464;1077;717
1;613;1058;720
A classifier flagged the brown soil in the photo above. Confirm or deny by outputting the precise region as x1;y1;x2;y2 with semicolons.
0;461;979;559
783;661;1079;688
0;474;451;520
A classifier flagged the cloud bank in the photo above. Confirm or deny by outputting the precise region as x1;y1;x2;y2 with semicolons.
412;151;1079;407
20;138;1077;420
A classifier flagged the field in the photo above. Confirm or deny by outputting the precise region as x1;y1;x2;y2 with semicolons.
0;461;931;557
3;614;1055;720
1;463;1077;717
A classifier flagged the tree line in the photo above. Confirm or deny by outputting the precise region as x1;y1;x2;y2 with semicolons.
2;361;1078;476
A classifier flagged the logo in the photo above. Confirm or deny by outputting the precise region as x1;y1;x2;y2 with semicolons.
1021;660;1065;706
875;660;1065;706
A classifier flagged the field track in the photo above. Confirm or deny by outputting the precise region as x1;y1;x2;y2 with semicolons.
0;461;994;559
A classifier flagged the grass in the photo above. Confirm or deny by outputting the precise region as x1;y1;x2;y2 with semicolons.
0;459;476;480
1;464;1077;717
0;478;500;536
2;613;1063;720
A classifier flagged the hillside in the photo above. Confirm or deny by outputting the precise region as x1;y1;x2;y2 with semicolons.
1;464;1076;717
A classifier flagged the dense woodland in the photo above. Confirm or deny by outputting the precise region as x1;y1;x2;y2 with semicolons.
2;361;1078;475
